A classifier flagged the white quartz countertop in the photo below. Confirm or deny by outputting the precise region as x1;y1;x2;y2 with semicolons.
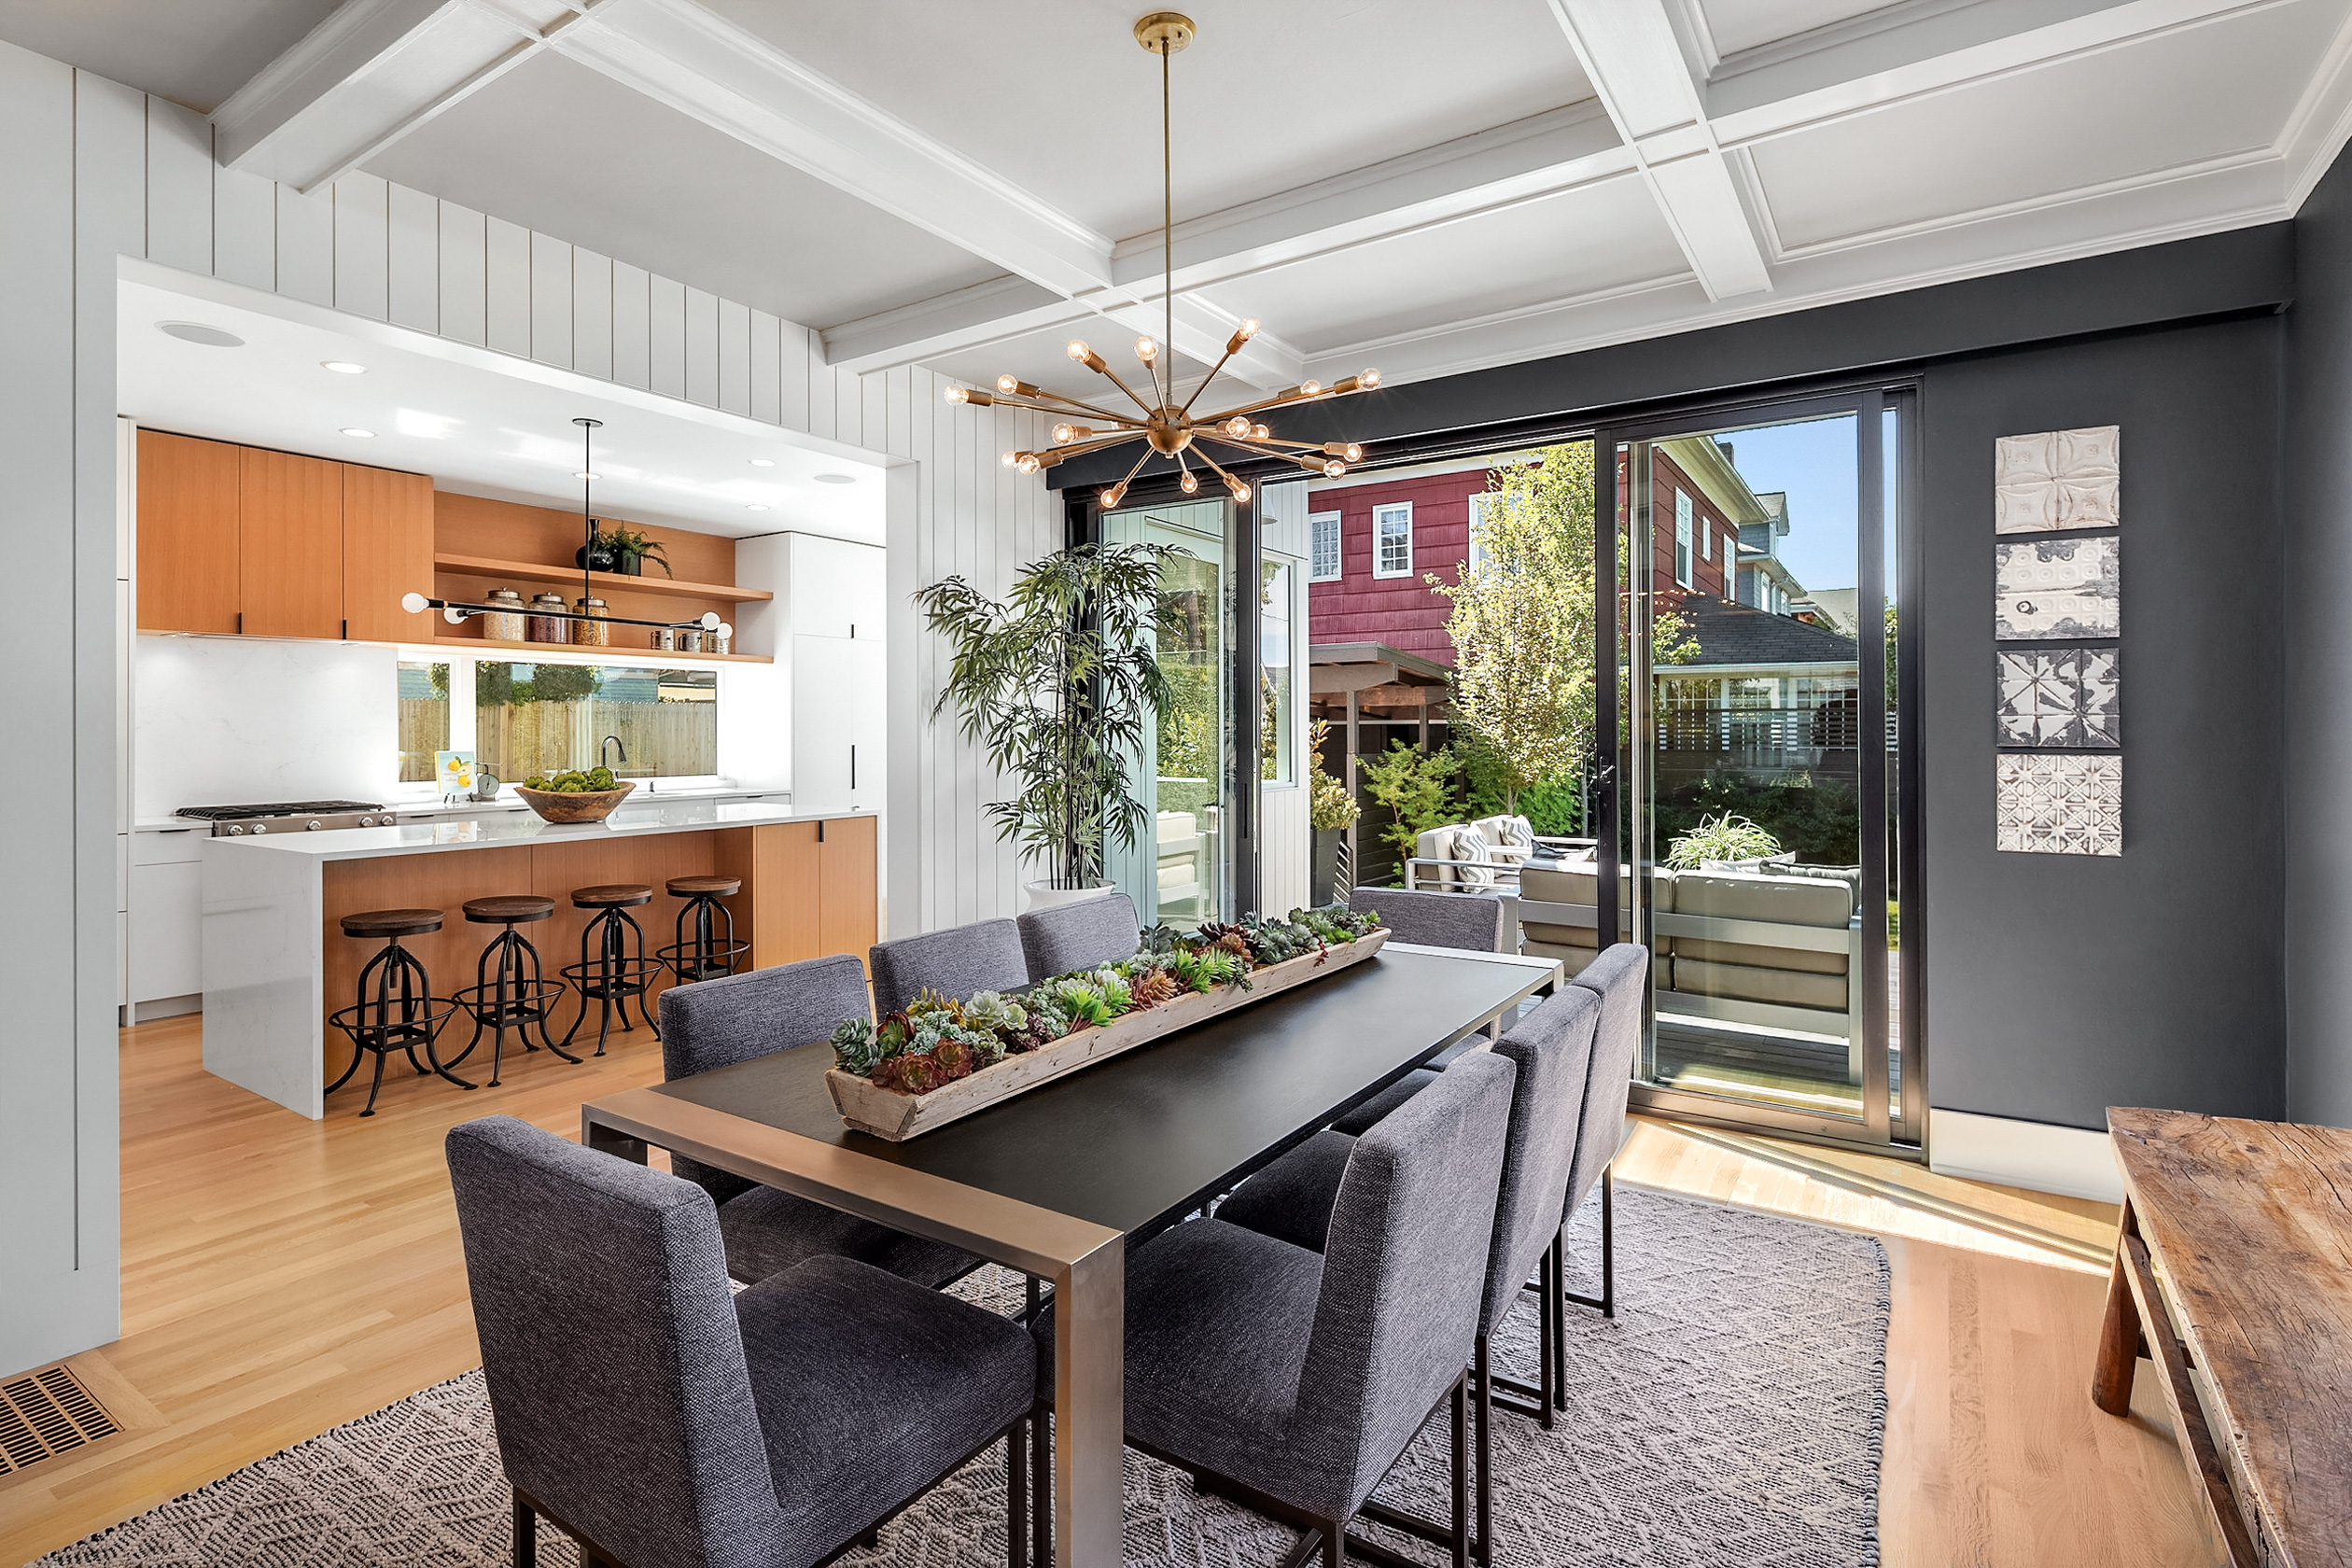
203;799;861;862
136;783;788;833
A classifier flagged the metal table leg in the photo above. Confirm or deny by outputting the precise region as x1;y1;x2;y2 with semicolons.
1055;1238;1125;1568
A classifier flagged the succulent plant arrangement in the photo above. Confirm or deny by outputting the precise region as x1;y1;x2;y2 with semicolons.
829;903;1387;1096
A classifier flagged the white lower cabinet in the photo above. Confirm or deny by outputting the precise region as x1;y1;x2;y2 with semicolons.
130;831;205;1005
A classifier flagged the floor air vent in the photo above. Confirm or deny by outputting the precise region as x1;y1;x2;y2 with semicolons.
0;1365;119;1475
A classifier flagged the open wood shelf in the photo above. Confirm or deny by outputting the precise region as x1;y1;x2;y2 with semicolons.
428;634;773;665
433;552;775;602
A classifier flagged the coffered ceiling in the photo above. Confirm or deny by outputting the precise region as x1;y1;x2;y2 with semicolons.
9;0;2351;405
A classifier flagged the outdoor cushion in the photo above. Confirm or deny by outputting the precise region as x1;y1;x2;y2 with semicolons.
1450;825;1498;888
1676;935;1849;975
1517;861;1657;951
1520;939;1663;987
1158;811;1197;842
1670;870;1852;928
1415;825;1460;887
1673;957;1847;1012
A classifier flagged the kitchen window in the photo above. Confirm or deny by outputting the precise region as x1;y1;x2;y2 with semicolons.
1673;489;1693;588
1373;502;1413;579
398;662;451;782
474;661;719;783
1309;511;1341;582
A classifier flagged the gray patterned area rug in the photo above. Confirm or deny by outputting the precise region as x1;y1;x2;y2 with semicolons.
37;1186;1887;1568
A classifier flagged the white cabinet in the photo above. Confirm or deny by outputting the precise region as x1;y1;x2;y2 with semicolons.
130;858;203;1003
734;532;885;648
791;636;884;813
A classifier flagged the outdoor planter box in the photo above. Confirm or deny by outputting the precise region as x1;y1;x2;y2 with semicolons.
826;929;1392;1141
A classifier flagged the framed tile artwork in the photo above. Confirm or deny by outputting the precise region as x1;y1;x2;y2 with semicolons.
1995;426;2120;533
1995;536;2119;639
1995;753;2122;856
1995;648;2120;748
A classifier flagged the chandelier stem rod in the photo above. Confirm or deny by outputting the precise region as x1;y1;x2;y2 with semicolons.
999;392;1149;427
1163;35;1173;404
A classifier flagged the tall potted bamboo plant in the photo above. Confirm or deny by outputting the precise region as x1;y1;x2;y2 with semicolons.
916;541;1178;910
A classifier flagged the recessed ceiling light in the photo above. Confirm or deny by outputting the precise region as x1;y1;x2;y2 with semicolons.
321;360;368;374
749;457;776;468
575;470;600;480
160;322;243;348
815;472;856;485
745;503;771;511
341;427;375;439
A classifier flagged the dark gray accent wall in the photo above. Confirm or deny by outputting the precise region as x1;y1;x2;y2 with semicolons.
2285;146;2352;1129
1919;323;2284;1128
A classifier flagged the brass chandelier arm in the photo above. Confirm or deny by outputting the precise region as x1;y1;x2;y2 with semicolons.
994;395;1151;429
1190;444;1247;494
1085;358;1161;418
1178;347;1241;416
1034;431;1155;468
1201;385;1351;423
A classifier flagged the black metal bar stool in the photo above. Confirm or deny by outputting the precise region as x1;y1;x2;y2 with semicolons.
326;907;465;1117
657;875;749;987
559;883;663;1057
447;895;574;1086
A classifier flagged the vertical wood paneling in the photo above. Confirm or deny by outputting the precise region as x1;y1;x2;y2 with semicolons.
684;286;718;405
386;183;437;331
750;309;781;424
781;325;812;432
650;273;686;397
719;297;750;414
213;160;275;290
862;373;888;460
274;181;334;306
331;173;388;320
807;335;836;440
573;248;612;381
611;260;651;388
438;202;487;344
905;372;933;930
485;217;530;356
529;231;571;367
144;98;211;274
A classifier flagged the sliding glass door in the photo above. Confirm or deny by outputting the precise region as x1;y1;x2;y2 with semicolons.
1597;390;1917;1147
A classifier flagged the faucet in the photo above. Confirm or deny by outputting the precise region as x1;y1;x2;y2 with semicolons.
601;735;627;773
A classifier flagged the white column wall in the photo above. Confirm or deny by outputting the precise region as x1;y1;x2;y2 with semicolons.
0;40;1049;1374
1259;482;1315;913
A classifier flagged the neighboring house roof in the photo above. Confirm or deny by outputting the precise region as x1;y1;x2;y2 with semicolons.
1798;587;1861;637
1665;592;1860;670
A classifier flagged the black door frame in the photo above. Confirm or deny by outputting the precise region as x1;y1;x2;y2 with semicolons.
1594;381;1924;1152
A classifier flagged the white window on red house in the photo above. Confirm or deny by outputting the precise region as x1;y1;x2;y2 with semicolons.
1701;518;1711;561
1673;490;1693;588
1309;511;1341;582
1374;502;1413;579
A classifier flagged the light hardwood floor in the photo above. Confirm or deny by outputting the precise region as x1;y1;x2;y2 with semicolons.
0;1015;2214;1566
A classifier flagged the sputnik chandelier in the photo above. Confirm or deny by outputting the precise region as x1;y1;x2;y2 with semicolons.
945;10;1382;509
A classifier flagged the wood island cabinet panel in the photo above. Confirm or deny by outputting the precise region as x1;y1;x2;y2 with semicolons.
342;464;434;642
135;430;240;634
750;821;822;969
238;447;344;638
818;814;878;964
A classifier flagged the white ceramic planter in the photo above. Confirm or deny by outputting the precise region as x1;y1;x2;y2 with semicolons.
1020;878;1117;914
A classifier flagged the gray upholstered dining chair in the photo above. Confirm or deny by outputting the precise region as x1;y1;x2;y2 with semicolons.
1326;884;1510;1136
1560;940;1649;1323
445;1115;1035;1568
1031;1051;1519;1568
1216;986;1601;1563
869;917;1029;1017
1015;891;1141;980
661;955;975;1289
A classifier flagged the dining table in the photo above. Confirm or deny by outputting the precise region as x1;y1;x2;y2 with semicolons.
581;940;1562;1568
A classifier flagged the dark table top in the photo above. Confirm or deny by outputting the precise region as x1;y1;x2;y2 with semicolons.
651;944;1555;1239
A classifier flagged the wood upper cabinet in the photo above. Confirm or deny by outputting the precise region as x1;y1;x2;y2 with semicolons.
341;465;433;643
237;447;344;638
135;431;240;634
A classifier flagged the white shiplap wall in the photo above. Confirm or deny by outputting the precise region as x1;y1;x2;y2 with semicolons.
1260;482;1314;913
0;40;1052;1371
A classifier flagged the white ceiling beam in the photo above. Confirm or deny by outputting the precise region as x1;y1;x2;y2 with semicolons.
1545;0;1773;301
211;0;567;192
1706;0;2262;146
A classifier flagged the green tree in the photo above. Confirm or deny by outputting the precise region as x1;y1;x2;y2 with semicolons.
1357;740;1460;866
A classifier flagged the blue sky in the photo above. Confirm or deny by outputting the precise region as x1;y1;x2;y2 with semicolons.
1710;413;1859;595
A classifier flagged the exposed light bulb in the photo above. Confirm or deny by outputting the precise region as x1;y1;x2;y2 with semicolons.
1053;423;1077;444
1226;415;1251;437
401;592;428;614
1180;470;1198;495
1002;451;1018;467
1299;382;1322;397
1016;453;1042;473
999;374;1020;393
1239;318;1259;340
1344;442;1363;461
717;622;734;639
1103;483;1128;507
945;385;970;403
1134;336;1157;362
1066;340;1092;361
1228;480;1251;503
1323;459;1346;477
1253;424;1269;440
701;611;721;631
442;605;467;624
1360;368;1380;388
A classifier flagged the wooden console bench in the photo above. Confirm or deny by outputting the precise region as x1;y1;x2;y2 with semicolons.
2091;1108;2352;1568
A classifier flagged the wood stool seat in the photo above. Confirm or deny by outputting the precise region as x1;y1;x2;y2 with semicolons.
464;895;556;924
572;884;653;909
666;875;743;897
341;907;444;939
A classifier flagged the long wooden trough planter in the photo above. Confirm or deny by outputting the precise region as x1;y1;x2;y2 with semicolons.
827;929;1392;1141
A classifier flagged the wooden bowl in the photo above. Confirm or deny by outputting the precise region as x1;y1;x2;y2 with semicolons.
513;783;637;823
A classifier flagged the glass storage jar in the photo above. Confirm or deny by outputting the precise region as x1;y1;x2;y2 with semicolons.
570;596;609;647
482;588;525;642
710;623;733;655
651;626;676;651
679;626;704;653
526;593;568;643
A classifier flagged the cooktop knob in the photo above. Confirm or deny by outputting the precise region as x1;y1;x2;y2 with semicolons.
225;823;245;835
307;819;324;830
251;822;268;833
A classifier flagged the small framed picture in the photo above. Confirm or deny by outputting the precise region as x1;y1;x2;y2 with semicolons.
435;749;476;796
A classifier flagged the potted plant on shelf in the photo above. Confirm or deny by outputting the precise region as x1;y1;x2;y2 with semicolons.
917;541;1177;911
601;526;671;578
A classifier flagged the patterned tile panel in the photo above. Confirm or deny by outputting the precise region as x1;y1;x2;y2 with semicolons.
1994;426;2120;533
1995;754;2122;856
1995;648;2120;749
1995;537;2119;639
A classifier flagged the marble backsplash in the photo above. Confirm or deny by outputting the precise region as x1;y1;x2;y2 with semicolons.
134;637;399;819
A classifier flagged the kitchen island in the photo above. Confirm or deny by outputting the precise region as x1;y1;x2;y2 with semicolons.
202;800;876;1117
